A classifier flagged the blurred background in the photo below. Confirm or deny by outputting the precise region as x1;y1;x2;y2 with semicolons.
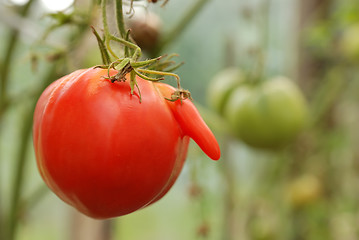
1;0;359;239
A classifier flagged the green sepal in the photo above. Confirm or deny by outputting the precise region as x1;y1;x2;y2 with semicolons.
91;26;111;65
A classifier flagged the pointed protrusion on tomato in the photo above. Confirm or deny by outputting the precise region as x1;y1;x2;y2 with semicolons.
155;83;221;160
171;100;221;160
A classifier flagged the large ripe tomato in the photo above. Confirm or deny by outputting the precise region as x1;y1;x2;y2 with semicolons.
33;68;220;219
224;76;309;149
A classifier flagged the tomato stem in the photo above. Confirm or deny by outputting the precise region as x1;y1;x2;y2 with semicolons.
124;29;132;58
109;34;142;60
101;0;110;37
248;48;266;84
115;0;127;39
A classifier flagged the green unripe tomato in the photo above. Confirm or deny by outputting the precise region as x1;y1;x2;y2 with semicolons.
339;24;359;61
207;68;244;115
224;76;309;149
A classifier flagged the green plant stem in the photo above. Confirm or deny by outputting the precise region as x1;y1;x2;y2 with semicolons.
0;1;35;239
221;137;236;240
152;0;210;56
7;106;36;240
19;185;49;216
101;0;141;61
0;0;35;112
101;0;110;35
101;0;115;61
6;64;59;240
101;0;120;61
115;0;126;39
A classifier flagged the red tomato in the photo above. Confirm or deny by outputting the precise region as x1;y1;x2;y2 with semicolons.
33;68;220;219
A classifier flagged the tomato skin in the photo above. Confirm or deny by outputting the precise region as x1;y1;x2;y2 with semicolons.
33;68;220;219
224;76;308;149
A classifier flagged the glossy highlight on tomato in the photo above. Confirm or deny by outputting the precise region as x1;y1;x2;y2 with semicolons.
33;68;220;219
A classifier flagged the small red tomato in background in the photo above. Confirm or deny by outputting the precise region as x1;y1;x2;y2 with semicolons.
33;68;220;219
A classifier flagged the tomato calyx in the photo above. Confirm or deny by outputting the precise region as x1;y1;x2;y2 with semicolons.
93;54;184;102
91;2;188;103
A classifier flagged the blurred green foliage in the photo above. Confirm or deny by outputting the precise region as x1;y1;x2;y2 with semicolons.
1;0;359;239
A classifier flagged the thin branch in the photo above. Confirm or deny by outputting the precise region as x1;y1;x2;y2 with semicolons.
101;0;110;34
19;185;49;215
6;62;59;240
0;0;35;107
0;1;36;239
115;0;127;38
7;106;36;240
